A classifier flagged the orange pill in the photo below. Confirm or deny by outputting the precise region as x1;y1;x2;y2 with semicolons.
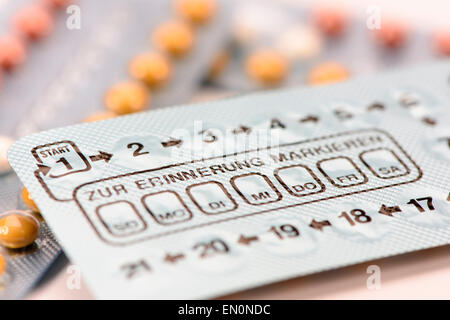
0;211;39;249
13;5;54;40
374;20;408;49
104;82;150;115
129;52;172;88
432;30;450;56
313;5;348;37
307;62;350;85
0;254;5;276
245;50;288;86
21;187;39;213
0;35;26;71
83;111;117;123
152;21;194;58
175;0;216;25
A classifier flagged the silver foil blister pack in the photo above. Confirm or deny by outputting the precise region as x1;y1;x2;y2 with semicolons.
8;61;450;299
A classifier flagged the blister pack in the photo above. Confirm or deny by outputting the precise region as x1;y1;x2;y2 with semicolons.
0;0;231;299
210;0;449;90
8;61;450;299
0;0;232;136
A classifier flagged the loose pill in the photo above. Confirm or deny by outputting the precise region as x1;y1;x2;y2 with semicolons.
21;187;39;213
83;111;117;123
0;211;39;249
152;21;194;58
0;254;5;276
307;62;350;85
175;0;216;25
104;82;150;115
313;5;348;37
0;35;26;71
13;5;54;40
432;30;450;56
374;20;408;49
0;136;13;175
245;50;288;86
129;52;172;88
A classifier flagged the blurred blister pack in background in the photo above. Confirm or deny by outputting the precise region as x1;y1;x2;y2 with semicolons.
204;0;450;91
0;0;233;136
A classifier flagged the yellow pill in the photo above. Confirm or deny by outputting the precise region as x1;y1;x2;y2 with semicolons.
129;52;172;88
21;187;39;213
0;211;39;249
104;82;150;115
307;62;350;85
152;21;194;58
83;111;117;123
245;50;288;86
175;0;216;25
0;254;5;276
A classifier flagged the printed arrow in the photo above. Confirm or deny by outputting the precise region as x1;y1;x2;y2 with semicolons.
164;253;185;264
309;219;331;231
378;204;402;217
299;115;319;123
334;109;353;121
237;234;259;246
367;103;385;111
89;151;113;163
161;138;183;148
232;125;251;135
36;163;51;176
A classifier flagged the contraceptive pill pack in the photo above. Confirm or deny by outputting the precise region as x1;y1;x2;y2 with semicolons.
8;61;450;299
0;0;232;299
